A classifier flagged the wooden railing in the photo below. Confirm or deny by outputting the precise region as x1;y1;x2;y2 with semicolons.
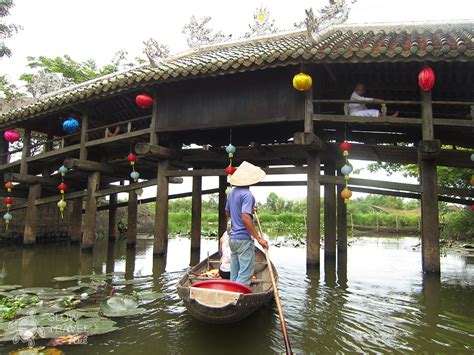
0;115;152;164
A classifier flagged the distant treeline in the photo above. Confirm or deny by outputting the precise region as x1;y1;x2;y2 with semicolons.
146;192;473;241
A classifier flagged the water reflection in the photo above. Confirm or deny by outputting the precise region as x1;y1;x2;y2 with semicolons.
0;236;472;354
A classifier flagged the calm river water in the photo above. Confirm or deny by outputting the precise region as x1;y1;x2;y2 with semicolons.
0;236;473;354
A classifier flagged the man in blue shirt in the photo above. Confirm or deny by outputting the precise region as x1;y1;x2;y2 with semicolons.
226;161;269;285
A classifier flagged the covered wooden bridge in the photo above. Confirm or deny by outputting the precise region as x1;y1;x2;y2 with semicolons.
0;21;473;274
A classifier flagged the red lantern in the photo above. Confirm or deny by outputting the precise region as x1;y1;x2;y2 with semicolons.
3;197;13;206
340;141;352;156
3;129;20;143
127;153;138;166
135;94;153;109
418;66;435;91
471;205;474;213
58;182;68;193
225;165;236;175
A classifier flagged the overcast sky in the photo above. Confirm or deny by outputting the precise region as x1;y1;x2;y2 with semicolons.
2;0;473;201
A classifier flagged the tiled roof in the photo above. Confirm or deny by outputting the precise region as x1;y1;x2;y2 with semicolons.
1;21;473;126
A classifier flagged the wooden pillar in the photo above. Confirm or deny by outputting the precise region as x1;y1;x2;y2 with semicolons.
108;193;118;240
127;190;138;247
82;171;100;250
337;171;347;253
419;88;440;274
70;197;83;243
23;184;41;245
20;128;31;175
191;176;202;251
324;161;336;258
304;87;314;134
0;133;9;165
150;90;159;146
154;159;169;255
306;151;321;267
218;176;227;238
79;111;89;160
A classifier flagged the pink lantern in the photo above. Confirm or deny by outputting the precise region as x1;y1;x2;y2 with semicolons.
418;66;435;91
3;130;20;144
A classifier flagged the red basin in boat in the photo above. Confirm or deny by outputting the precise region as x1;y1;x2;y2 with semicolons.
191;280;253;294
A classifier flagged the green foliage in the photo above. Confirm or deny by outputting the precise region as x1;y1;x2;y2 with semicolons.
0;0;22;58
0;74;24;101
441;207;474;241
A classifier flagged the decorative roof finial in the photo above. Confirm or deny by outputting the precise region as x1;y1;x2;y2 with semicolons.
144;38;170;67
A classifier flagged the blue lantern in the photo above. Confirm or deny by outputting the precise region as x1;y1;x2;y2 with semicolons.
341;163;353;176
58;165;68;176
63;117;79;134
3;213;12;222
130;171;140;182
226;144;236;157
471;153;474;162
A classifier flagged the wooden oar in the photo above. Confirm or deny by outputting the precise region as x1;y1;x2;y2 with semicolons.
254;211;293;355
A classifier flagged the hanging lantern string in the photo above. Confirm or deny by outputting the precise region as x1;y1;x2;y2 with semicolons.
229;128;232;145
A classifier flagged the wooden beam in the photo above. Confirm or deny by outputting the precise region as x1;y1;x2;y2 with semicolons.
134;143;176;159
79;110;89;160
82;171;100;250
4;173;58;187
165;166;308;177
94;177;182;197
154;160;169;255
127;190;138;247
293;132;325;151
191;176;202;251
306;150;321;267
84;128;151;148
23;184;41;245
63;158;115;175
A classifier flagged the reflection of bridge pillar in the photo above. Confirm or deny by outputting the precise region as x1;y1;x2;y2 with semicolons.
127;190;138;247
106;240;116;274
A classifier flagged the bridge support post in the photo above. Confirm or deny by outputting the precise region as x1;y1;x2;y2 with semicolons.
218;176;227;239
82;171;100;250
70;197;83;243
191;176;202;252
108;193;118;240
154;159;169;255
23;184;41;245
324;161;337;259
419;140;441;273
306;150;321;267
127;190;138;247
337;170;348;254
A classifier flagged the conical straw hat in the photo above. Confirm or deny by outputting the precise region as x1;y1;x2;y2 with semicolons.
229;161;266;187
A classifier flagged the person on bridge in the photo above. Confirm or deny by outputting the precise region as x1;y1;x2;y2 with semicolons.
226;161;269;285
349;83;398;117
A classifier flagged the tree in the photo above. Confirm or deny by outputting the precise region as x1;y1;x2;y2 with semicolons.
244;6;278;38
19;51;145;97
367;162;472;190
0;0;21;57
0;74;24;101
182;15;231;49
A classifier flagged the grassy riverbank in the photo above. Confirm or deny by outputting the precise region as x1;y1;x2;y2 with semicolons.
145;193;473;242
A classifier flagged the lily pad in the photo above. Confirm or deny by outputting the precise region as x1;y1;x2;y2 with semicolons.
77;317;118;335
53;275;83;282
0;284;22;291
100;296;146;317
63;309;99;320
133;291;164;301
112;277;153;286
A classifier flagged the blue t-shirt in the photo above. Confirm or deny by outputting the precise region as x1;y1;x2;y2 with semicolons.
225;187;255;240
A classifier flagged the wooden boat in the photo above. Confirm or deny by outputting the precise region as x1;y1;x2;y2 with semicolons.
177;247;276;323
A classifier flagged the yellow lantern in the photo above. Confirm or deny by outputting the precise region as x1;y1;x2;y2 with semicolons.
341;187;352;203
292;72;312;92
57;199;67;219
